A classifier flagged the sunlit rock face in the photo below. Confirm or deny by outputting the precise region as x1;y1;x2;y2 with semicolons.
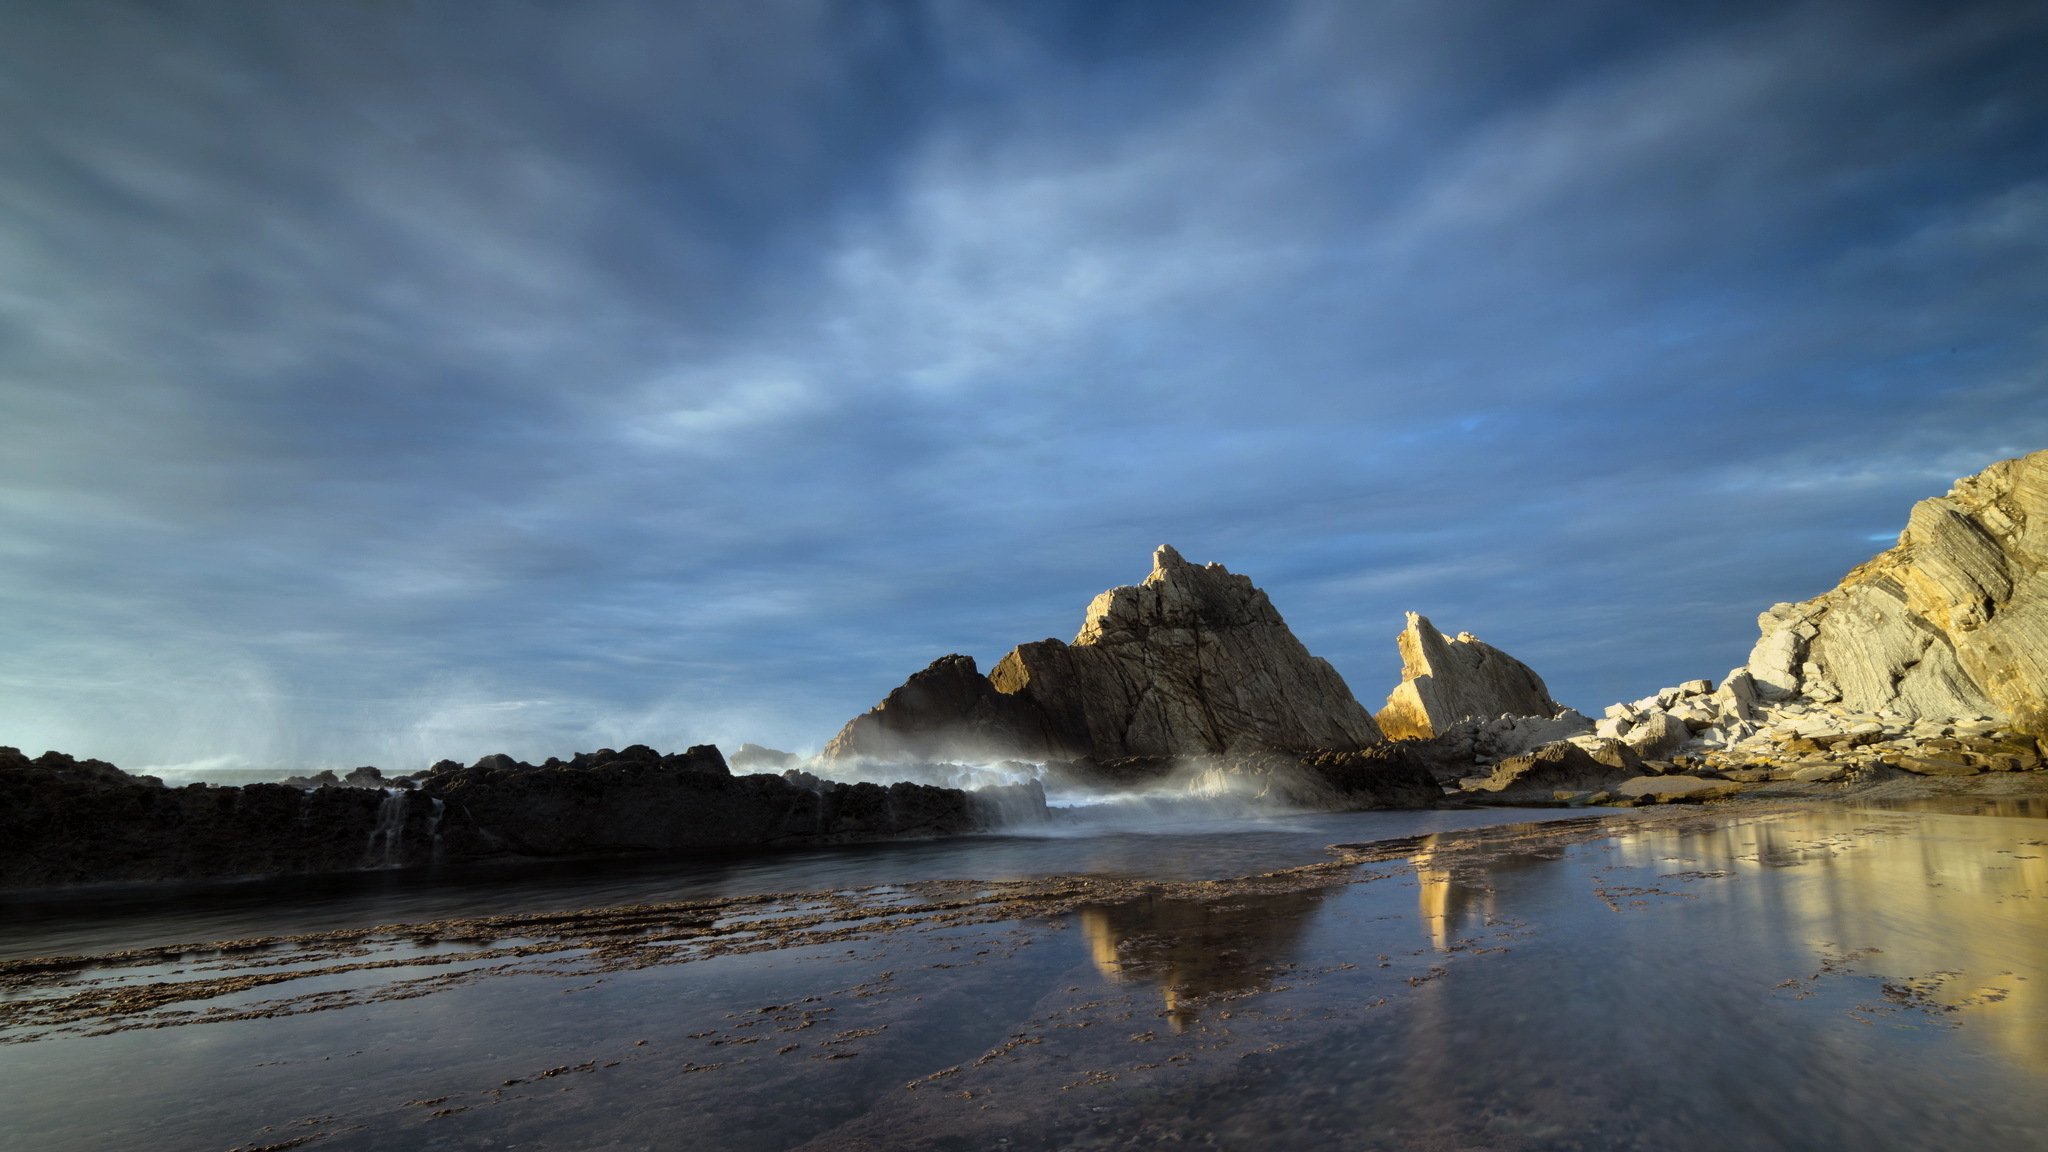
1376;612;1564;740
1746;449;2048;737
826;546;1385;762
991;546;1385;758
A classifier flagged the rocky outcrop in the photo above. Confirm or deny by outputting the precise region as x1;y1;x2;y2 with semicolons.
0;744;1048;890
423;745;1040;859
1376;613;1564;739
827;546;1384;762
1698;706;2041;780
822;655;1052;762
1457;738;1642;804
0;748;436;888
729;743;801;771
1399;711;1596;785
1744;449;2048;737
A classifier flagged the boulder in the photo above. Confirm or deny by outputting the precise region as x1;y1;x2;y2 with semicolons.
1376;612;1563;739
1744;449;2048;738
1713;669;1760;727
827;546;1385;762
1622;711;1692;760
1595;716;1633;740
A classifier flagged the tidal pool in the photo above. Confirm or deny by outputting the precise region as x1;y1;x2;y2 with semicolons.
1;801;2042;1150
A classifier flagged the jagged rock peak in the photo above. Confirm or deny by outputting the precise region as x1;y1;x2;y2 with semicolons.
992;547;1384;757
1376;612;1564;740
1073;544;1283;646
1744;448;2048;736
825;548;1385;762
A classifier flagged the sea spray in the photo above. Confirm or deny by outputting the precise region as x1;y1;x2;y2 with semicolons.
803;753;1318;833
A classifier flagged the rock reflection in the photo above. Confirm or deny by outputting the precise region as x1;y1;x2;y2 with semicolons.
1412;834;1491;951
1608;808;2048;1074
1409;823;1577;950
1080;888;1324;1031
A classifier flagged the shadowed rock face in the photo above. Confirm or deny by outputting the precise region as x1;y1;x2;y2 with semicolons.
821;655;1053;762
1745;449;2048;737
826;546;1385;762
1376;613;1563;740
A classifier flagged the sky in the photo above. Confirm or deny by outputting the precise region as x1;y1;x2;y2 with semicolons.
3;0;2046;774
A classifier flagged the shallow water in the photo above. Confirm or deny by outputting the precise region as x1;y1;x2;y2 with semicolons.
2;801;2044;1150
0;804;1600;962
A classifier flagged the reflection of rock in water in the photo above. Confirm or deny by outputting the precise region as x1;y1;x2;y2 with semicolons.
1609;808;2048;1076
1080;888;1325;1031
1409;824;1575;950
1412;834;1489;951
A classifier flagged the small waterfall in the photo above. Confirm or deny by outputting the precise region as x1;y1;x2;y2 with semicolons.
366;789;410;868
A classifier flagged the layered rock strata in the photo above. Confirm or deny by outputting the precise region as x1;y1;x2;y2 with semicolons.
1570;451;2048;786
1376;613;1566;740
826;546;1384;762
0;745;1046;889
1744;448;2048;736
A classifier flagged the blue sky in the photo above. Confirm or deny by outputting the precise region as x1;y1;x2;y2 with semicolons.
3;0;2045;772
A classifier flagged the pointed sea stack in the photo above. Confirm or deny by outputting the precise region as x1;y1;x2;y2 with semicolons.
1376;612;1562;740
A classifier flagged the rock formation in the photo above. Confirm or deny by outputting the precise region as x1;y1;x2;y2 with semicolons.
1376;613;1564;739
729;743;801;771
1457;738;1642;804
826;546;1384;762
0;744;1047;889
1744;448;2048;737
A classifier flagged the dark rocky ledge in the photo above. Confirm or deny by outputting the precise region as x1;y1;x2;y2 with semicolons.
0;745;1047;890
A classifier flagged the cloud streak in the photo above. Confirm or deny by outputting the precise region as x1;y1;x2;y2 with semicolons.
2;0;2044;770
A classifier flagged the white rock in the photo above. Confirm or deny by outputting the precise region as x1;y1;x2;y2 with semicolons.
1621;712;1691;760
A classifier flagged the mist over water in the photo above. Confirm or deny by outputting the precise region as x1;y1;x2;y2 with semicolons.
811;754;1325;833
